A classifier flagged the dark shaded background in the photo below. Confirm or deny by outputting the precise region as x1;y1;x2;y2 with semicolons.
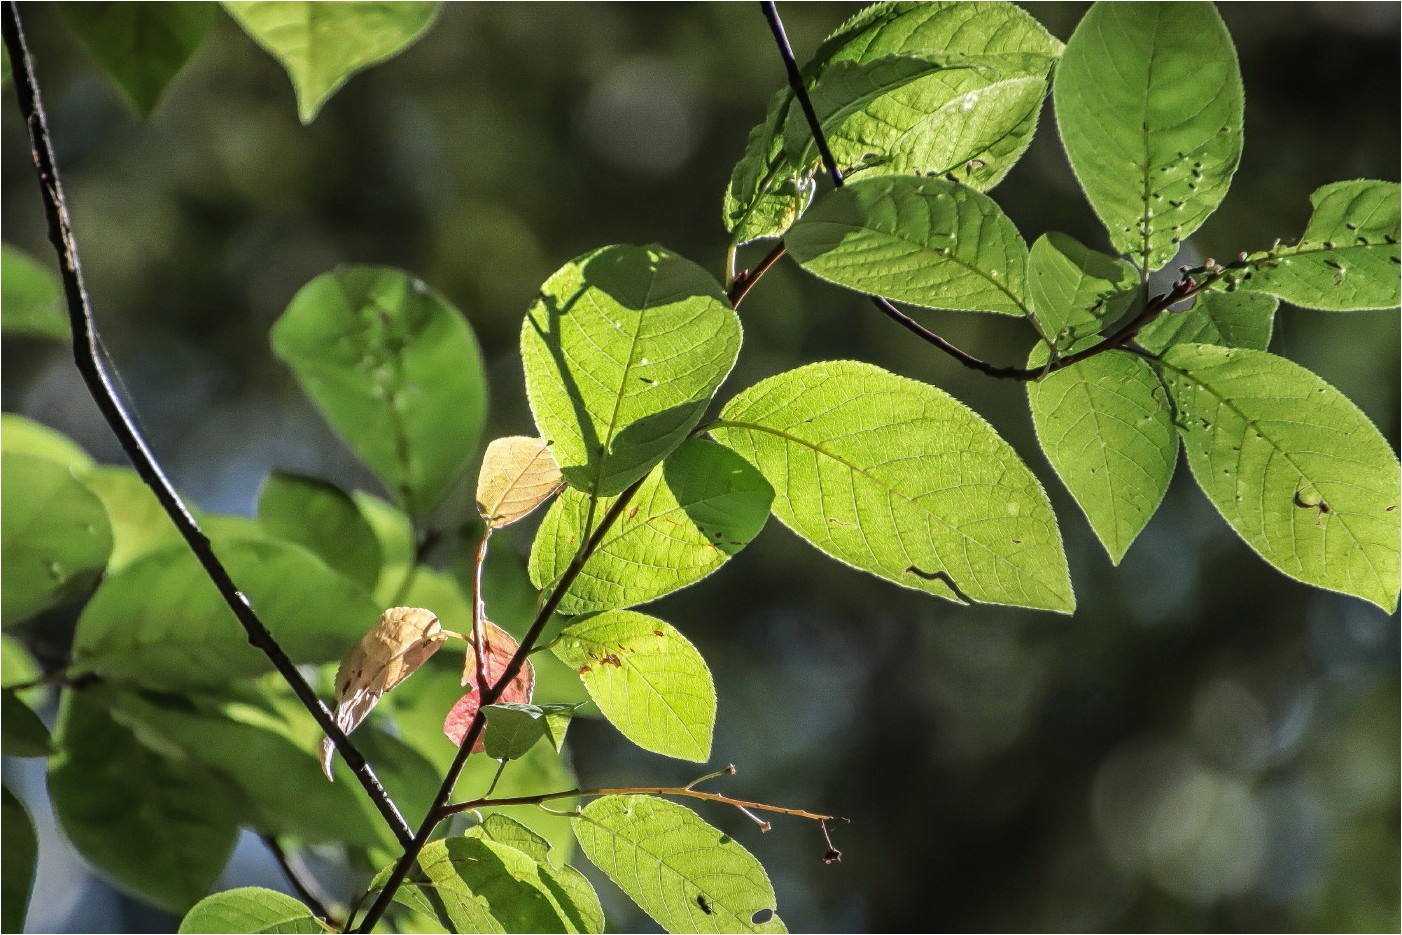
3;3;1398;932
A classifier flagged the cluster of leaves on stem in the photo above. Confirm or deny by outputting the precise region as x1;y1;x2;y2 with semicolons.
1;2;1397;934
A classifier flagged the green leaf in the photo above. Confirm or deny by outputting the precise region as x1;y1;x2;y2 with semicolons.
1;245;67;340
383;835;584;933
1155;344;1401;610
1137;290;1277;354
1054;1;1243;270
530;438;772;614
468;814;603;935
787;53;1050;191
48;693;239;912
223;1;440;123
0;413;93;469
353;490;416;606
82;466;189;571
723;0;1062;246
1026;348;1177;564
271;266;487;516
574;795;786;934
108;688;389;849
1240;180;1402;311
712;361;1073;611
551;611;714;762
2;453;113;627
483;703;548;761
72;536;379;687
179;887;324;934
257;471;381;588
1027;232;1138;348
2;690;53;757
1;635;40;689
59;2;213;117
521;245;741;497
787;175;1030;315
2;785;37;933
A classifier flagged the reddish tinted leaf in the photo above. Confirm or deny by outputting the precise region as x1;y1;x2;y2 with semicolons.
443;621;535;751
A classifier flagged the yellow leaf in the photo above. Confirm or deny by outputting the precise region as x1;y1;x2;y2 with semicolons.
476;436;563;529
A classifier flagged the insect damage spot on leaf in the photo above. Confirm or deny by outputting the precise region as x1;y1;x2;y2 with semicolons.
321;606;448;780
904;567;978;606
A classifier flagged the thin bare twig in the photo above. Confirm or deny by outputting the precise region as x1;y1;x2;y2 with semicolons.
444;784;838;825
352;474;651;932
0;1;412;848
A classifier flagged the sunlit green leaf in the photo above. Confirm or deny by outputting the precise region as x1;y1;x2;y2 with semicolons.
1239;180;1401;311
484;703;551;761
521;245;741;497
468;815;603;934
1137;290;1277;354
0;413;93;469
2;690;52;757
179;887;324;934
257;471;381;588
381;835;582;933
712;361;1073;611
0;245;67;340
787;175;1030;315
551;611;714;762
724;0;1062;246
1027;232;1138;349
1027;348;1177;564
72;535;379;687
271;266;487;516
223;1;440;123
1;635;40;689
1054;1;1243;270
530;439;771;614
60;2;213;117
2;453;113;627
48;693;239;913
353;490;416;606
80;466;190;572
574;795;786;934
1155;344;1400;610
2;785;37;934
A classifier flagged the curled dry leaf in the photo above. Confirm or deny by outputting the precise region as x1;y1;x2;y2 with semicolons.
444;620;535;752
476;436;563;529
320;606;448;780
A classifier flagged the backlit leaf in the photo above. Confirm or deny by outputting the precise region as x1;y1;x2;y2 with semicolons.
574;795;786;934
1137;290;1277;354
223;1;440;122
468;814;603;934
1155;344;1400;610
2;453;113;627
482;703;578;761
550;611;714;762
179;887;324;934
271;266;487;516
320;606;447;779
445;621;535;752
1027;348;1177;563
787;175;1030;316
712;361;1073;611
529;438;772;614
1054;1;1243;270
521;245;741;497
1239;180;1401;311
477;436;564;529
1027;232;1138;349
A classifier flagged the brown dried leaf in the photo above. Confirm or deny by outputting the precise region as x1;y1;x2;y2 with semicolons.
476;436;563;529
320;606;447;780
444;620;535;751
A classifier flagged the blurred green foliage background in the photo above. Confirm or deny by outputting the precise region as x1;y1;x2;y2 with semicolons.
2;2;1398;931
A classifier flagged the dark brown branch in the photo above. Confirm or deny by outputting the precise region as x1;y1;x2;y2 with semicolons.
260;835;338;927
728;241;787;308
444;783;838;826
756;0;1222;381
353;474;651;932
0;2;412;848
